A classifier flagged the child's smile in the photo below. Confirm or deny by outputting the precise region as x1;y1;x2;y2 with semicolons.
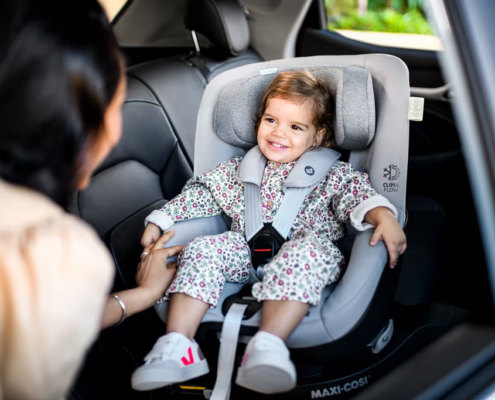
257;97;320;164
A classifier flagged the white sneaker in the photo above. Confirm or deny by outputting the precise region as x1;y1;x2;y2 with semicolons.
132;332;209;391
236;331;296;394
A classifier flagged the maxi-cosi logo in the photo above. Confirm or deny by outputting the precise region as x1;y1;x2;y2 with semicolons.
310;376;370;398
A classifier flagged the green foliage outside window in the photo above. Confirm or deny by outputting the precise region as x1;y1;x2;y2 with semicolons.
325;0;434;35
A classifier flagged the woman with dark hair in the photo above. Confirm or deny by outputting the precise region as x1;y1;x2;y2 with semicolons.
0;1;181;398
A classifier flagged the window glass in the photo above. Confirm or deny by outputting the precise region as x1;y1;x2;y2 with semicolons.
99;0;128;21
324;0;442;51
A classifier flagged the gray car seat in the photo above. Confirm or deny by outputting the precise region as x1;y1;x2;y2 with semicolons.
150;54;408;397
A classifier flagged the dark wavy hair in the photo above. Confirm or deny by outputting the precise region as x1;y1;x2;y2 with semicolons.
0;0;123;208
255;70;335;149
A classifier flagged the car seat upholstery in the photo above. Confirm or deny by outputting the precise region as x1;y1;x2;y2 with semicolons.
74;0;262;259
152;54;409;354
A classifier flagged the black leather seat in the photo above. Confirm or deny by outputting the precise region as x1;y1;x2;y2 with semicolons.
75;0;262;290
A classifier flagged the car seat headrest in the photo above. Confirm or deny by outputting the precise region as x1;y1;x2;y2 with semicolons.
185;0;250;57
214;66;376;150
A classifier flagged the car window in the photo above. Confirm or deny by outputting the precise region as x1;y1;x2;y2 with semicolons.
99;0;128;21
324;0;442;51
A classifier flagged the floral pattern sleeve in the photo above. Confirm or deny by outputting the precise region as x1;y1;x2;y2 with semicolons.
160;179;223;222
144;157;242;231
329;162;380;225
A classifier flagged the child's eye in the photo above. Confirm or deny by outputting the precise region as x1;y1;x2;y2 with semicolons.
265;118;275;124
291;125;302;131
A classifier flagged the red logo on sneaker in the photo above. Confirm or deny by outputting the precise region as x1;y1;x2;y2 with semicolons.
181;347;195;366
242;353;249;366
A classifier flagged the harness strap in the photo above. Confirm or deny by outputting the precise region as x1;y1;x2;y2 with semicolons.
272;186;316;241
210;303;248;400
244;183;264;242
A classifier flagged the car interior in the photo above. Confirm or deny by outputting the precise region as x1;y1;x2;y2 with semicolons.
70;1;495;399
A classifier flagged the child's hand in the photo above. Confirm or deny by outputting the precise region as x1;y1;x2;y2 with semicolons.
365;207;407;269
141;223;162;247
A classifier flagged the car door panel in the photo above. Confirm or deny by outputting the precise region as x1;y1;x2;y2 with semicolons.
298;28;443;88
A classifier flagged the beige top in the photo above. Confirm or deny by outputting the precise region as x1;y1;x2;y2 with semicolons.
0;180;114;400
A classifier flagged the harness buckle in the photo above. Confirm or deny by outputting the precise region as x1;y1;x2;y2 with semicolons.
248;223;285;268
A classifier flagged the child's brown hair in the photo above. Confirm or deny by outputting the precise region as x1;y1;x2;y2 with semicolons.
255;70;334;148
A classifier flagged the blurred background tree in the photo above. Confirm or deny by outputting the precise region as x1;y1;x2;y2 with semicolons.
325;0;433;34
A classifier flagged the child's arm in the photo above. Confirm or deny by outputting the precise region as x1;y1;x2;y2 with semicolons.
142;181;224;246
364;207;407;269
330;162;405;268
331;162;398;230
142;158;242;247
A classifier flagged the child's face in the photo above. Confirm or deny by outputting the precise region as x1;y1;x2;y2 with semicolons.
257;97;320;163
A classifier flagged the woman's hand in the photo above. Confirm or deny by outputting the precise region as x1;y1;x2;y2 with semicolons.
101;230;184;329
365;207;407;269
141;223;162;247
136;229;184;301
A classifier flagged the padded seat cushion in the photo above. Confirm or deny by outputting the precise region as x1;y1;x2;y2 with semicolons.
214;65;375;150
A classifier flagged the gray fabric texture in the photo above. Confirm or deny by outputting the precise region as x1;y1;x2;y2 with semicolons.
213;65;375;151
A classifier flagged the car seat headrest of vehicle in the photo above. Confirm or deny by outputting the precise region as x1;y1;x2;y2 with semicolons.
185;0;250;57
214;66;376;150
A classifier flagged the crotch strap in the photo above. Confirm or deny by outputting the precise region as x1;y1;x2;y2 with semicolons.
237;146;341;242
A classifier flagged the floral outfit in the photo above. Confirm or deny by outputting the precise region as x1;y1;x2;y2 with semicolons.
146;155;396;307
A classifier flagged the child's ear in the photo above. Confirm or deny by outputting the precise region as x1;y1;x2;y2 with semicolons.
314;130;324;147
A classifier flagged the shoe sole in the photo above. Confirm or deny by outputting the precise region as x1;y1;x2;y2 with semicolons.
132;360;209;391
236;358;296;394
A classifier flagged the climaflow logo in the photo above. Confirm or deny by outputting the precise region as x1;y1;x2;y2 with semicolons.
310;376;370;398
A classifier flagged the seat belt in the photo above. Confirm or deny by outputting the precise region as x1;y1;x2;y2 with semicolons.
210;303;248;400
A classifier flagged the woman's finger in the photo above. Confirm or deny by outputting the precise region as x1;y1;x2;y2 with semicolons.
142;242;155;258
400;242;407;255
152;229;176;251
159;245;185;259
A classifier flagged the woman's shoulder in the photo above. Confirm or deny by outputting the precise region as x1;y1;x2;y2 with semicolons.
0;179;64;232
49;214;114;282
0;179;113;283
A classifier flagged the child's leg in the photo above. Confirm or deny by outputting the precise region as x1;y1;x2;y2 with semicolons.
164;231;251;336
235;299;308;394
133;232;251;391
166;293;209;340
252;231;343;338
259;300;309;341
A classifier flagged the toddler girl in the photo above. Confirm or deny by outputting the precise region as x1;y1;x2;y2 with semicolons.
132;71;406;394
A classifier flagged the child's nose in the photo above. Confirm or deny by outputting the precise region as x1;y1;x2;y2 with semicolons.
273;127;286;138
